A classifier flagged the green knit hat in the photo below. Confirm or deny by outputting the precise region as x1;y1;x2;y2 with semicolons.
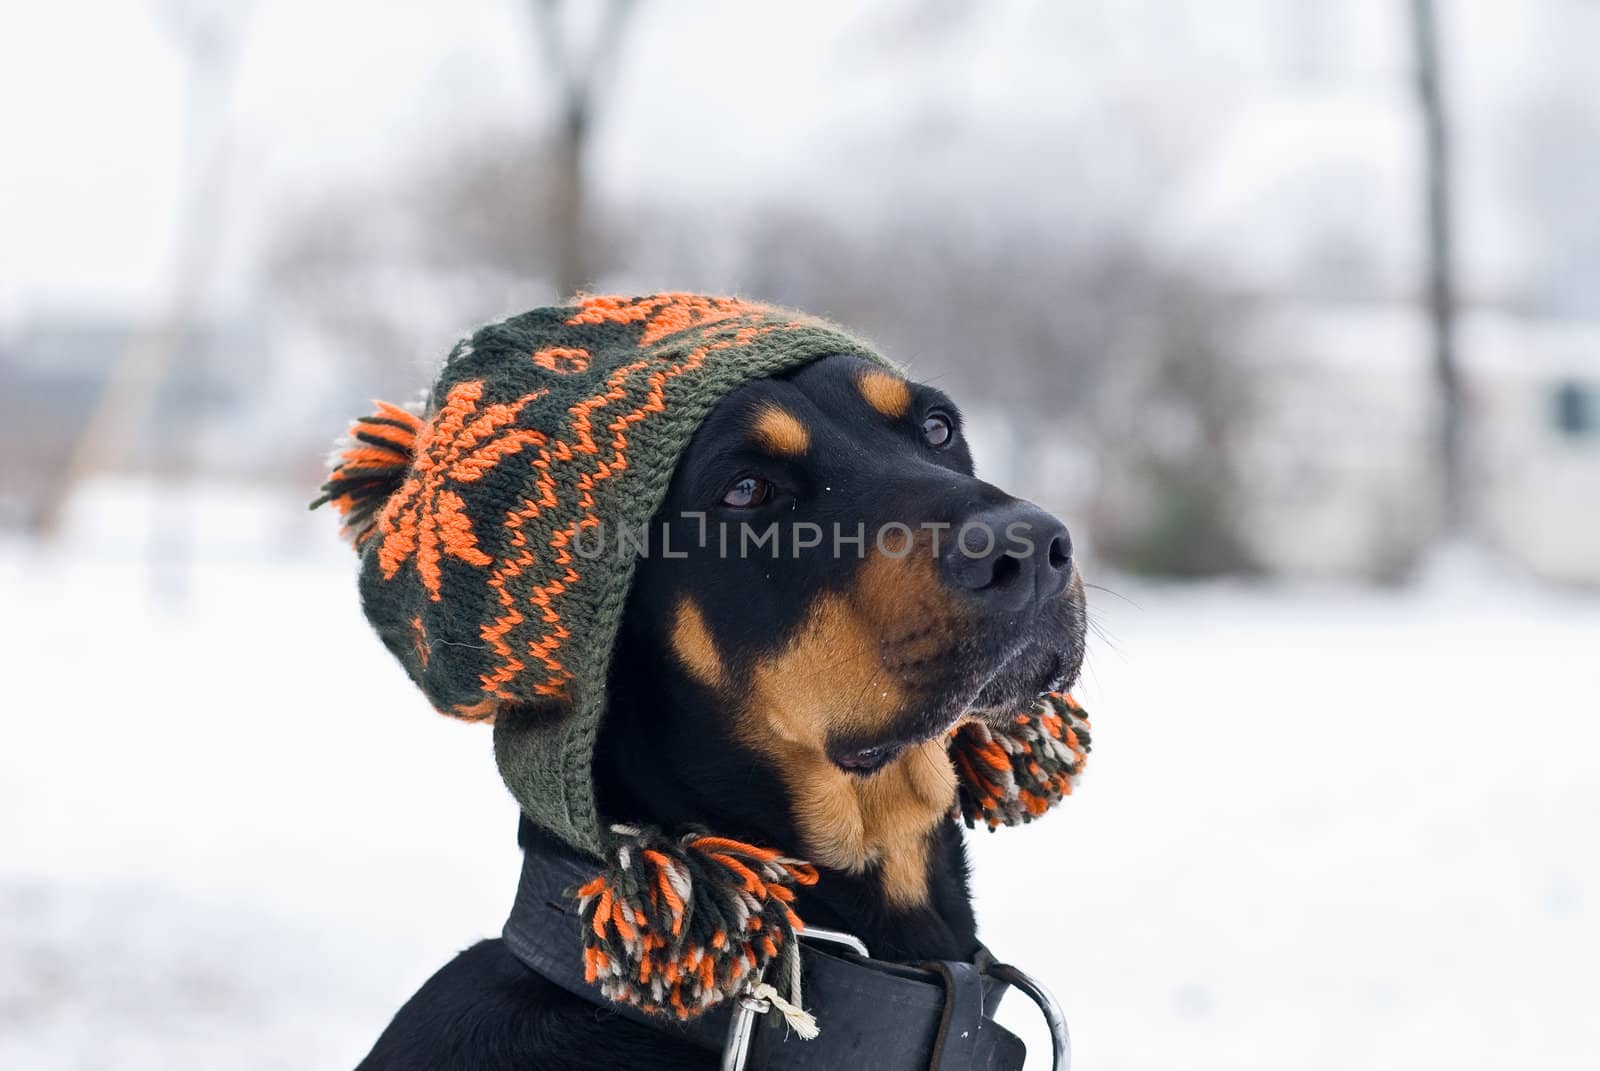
317;294;888;856
316;293;1093;1023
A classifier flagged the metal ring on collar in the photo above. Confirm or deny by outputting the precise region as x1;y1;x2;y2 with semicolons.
798;927;870;958
987;962;1071;1071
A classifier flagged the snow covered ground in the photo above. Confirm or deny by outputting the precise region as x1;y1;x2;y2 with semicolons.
2;483;1596;1069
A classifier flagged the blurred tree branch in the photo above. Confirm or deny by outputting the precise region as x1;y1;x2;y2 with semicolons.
266;0;638;386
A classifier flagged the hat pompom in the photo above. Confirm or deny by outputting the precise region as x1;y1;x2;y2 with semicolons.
310;400;422;548
951;692;1092;830
576;825;820;1026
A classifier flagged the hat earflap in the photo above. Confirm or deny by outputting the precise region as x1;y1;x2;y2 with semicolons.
576;825;821;1035
950;692;1092;830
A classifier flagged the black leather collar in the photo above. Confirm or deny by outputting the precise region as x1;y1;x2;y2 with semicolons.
502;836;1034;1070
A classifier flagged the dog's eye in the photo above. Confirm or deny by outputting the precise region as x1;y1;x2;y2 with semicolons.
721;476;773;509
921;412;954;448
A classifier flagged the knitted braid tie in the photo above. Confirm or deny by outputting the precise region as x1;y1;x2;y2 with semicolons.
576;825;821;1035
309;400;423;548
950;692;1092;830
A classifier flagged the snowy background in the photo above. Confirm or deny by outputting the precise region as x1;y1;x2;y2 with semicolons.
4;494;1596;1069
3;1;1598;1068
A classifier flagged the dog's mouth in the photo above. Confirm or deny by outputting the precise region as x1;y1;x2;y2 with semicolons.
828;641;1076;776
966;647;1071;724
828;741;905;775
825;570;1086;776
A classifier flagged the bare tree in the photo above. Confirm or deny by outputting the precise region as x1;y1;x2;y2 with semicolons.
657;211;1262;576
266;0;638;388
1410;0;1465;541
527;0;637;298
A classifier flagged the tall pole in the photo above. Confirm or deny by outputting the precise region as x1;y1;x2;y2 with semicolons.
1410;0;1465;540
33;1;248;549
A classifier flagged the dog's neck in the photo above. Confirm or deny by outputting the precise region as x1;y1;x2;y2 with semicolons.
590;651;981;964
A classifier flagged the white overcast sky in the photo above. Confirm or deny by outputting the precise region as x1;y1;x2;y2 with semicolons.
1;0;539;321
0;1;1577;328
0;0;937;323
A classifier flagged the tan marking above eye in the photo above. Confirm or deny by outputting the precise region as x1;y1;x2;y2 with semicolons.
751;404;810;457
671;597;725;688
857;371;912;420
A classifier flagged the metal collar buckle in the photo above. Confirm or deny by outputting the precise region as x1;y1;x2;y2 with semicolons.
720;930;1070;1071
721;987;773;1071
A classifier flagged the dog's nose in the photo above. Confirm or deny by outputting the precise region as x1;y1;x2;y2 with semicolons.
939;503;1072;612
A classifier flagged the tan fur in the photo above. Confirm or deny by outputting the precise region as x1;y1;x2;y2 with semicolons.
741;549;962;906
670;597;725;688
861;740;959;905
751;739;956;907
751;404;811;456
857;371;912;419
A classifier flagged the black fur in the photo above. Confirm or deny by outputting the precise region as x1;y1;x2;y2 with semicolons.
357;356;1085;1069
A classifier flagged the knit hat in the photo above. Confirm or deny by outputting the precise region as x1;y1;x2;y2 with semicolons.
315;293;1091;1022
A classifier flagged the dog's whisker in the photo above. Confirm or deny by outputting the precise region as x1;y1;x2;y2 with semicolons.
1082;581;1140;610
1085;614;1121;653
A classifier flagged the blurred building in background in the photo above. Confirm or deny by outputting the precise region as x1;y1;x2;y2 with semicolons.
2;0;1597;584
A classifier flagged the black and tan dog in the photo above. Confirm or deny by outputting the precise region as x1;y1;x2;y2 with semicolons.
357;354;1086;1069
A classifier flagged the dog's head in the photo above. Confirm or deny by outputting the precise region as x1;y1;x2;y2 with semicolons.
615;354;1085;898
318;295;1088;927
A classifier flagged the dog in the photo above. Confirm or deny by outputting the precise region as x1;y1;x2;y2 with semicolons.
355;352;1086;1069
